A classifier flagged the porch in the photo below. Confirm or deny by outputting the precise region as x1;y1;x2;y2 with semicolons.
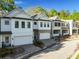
0;34;12;48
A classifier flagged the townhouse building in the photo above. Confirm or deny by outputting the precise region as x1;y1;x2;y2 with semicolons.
49;16;70;40
32;13;51;40
0;8;33;47
0;8;79;48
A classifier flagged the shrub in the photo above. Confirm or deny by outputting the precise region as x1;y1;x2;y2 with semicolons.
33;39;45;49
0;47;25;58
0;48;13;58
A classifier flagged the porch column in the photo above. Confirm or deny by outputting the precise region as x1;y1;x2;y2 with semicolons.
11;35;14;46
0;35;2;48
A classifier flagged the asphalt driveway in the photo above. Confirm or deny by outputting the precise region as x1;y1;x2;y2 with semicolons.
29;40;79;59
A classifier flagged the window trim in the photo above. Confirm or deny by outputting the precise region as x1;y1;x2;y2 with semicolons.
15;21;19;28
34;22;37;25
21;21;25;28
44;22;46;27
5;20;9;25
40;22;43;27
27;22;31;28
5;36;9;43
47;23;49;27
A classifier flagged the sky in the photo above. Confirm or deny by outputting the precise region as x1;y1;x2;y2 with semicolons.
15;0;79;12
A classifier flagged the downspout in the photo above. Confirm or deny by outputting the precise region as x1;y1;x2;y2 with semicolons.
0;17;1;32
10;17;13;47
50;20;52;39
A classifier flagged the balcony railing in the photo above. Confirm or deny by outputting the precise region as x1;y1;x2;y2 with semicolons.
61;26;69;29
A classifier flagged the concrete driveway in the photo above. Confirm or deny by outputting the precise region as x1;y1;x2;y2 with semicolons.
29;40;79;59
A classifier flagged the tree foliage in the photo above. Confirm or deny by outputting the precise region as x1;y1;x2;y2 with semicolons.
1;0;79;20
0;0;16;12
33;7;79;20
48;9;58;17
58;10;70;19
32;7;48;16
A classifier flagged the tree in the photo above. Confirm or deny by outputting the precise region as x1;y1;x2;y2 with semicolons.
0;0;16;16
32;7;48;16
58;10;69;19
48;9;58;17
70;11;79;20
0;0;16;12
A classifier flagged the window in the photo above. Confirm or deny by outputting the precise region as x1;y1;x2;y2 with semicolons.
73;30;77;33
5;20;9;25
62;23;65;26
55;22;57;26
34;22;37;25
54;30;60;34
55;22;60;26
58;23;60;26
21;21;25;28
47;23;49;27
15;21;19;28
40;22;43;27
5;36;9;43
27;22;31;28
44;23;46;27
62;30;67;33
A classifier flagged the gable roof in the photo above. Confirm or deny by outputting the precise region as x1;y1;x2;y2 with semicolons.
33;13;49;20
49;16;60;21
6;8;30;18
25;7;49;20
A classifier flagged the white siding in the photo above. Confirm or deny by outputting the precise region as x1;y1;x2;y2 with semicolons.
13;36;33;45
33;21;39;29
52;21;61;29
11;19;33;45
33;21;51;30
38;21;51;30
11;19;33;36
53;34;59;37
63;31;69;35
1;18;11;31
40;33;50;39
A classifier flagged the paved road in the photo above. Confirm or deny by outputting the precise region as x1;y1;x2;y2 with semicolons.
29;40;79;59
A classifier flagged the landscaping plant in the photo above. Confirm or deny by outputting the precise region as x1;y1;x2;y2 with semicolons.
33;39;45;49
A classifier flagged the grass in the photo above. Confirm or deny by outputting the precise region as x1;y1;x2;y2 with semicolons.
76;54;79;59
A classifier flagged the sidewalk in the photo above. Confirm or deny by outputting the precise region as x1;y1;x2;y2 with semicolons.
4;39;56;59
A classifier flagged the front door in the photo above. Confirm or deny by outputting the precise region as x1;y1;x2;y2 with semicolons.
34;30;39;40
5;36;10;46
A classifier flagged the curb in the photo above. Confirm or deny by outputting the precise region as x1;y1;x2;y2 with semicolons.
16;42;59;59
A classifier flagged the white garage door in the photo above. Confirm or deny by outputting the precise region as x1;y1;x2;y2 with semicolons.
40;33;50;40
14;36;33;46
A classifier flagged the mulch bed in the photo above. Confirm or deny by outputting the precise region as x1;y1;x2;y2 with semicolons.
0;47;25;58
0;48;13;58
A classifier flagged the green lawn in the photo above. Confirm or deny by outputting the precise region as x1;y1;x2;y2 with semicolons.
76;54;79;59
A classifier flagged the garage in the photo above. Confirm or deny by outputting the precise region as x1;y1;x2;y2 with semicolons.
40;33;50;40
13;36;33;46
